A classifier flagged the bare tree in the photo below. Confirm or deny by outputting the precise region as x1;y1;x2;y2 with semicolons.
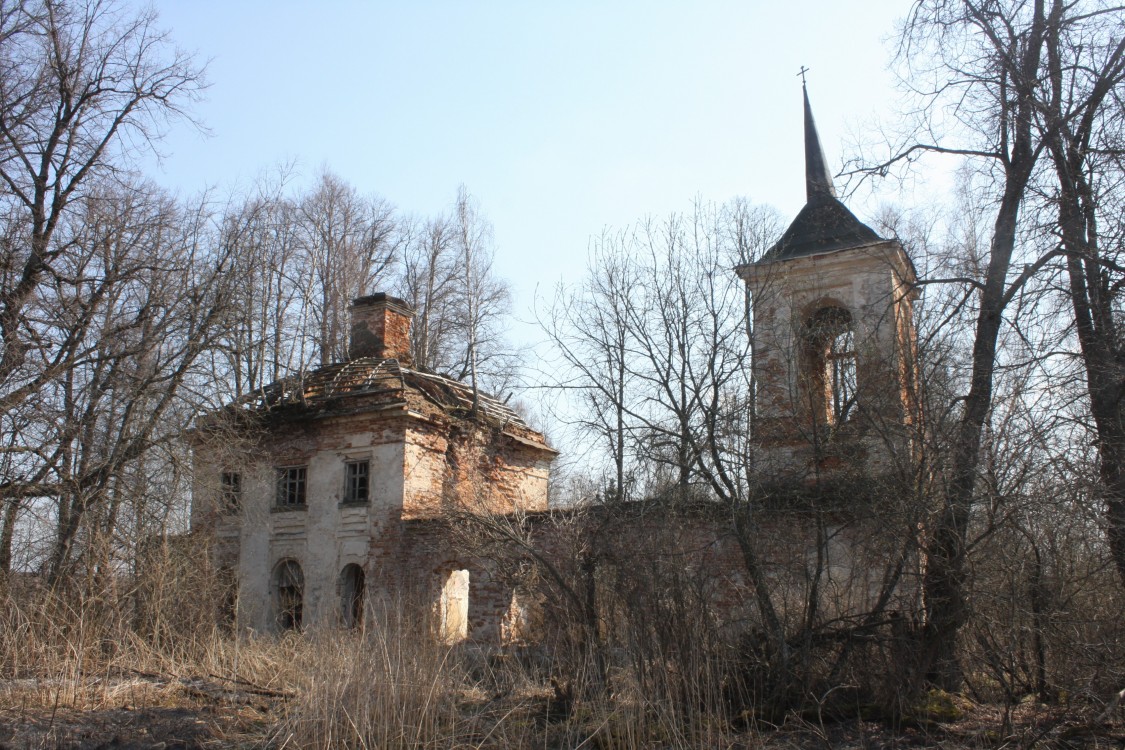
398;215;459;372
209;168;312;400
539;232;642;501
295;170;398;366
0;0;204;416
1034;1;1125;583
447;186;516;398
851;0;1062;689
545;201;785;496
0;0;204;579
0;180;234;583
860;0;1125;688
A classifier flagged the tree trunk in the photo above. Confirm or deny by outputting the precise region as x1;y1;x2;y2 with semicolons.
0;498;18;576
1057;186;1125;586
920;0;1046;686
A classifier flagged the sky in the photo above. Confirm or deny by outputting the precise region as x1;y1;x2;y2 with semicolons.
143;0;923;340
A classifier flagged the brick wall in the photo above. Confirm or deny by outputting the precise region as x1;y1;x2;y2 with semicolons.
191;393;553;633
348;293;414;363
419;499;921;645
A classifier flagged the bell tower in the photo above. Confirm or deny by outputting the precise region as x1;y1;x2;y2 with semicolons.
736;84;919;481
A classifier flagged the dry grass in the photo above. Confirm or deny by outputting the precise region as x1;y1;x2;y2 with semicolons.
270;614;464;748
0;581;752;748
3;580;1125;749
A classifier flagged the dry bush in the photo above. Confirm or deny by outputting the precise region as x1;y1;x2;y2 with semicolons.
964;507;1125;709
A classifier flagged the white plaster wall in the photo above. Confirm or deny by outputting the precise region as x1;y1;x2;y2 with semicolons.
237;463;281;632
205;425;406;632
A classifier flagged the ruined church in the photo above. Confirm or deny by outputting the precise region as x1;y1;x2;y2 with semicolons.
190;85;919;638
190;294;556;638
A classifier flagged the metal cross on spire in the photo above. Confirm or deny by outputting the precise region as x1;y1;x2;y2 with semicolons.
797;65;810;86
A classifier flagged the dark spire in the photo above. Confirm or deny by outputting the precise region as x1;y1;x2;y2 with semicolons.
803;83;837;200
757;82;884;263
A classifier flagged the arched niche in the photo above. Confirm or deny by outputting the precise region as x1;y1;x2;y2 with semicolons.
272;558;304;631
339;563;365;629
437;568;470;644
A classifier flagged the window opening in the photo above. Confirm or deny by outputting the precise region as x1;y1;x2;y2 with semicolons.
344;460;369;504
828;329;857;424
274;559;304;630
439;569;470;643
220;471;241;512
802;306;857;426
276;466;307;507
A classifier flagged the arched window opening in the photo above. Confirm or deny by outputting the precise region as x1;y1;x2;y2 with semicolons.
273;559;304;631
438;569;470;644
339;563;365;629
828;328;857;424
802;306;857;426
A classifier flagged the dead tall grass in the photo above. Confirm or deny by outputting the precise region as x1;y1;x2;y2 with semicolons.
8;548;1124;750
0;579;277;710
0;575;757;748
270;605;466;749
5;576;1124;749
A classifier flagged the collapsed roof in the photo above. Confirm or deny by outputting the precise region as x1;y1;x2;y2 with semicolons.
224;357;553;452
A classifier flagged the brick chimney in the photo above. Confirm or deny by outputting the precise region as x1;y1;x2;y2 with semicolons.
348;293;414;364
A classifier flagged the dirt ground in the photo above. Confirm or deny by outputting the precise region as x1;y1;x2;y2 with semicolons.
1;674;1123;749
0;674;277;749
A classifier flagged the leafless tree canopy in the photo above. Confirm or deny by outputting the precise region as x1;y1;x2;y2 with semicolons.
0;3;520;584
3;0;1125;737
842;0;1125;691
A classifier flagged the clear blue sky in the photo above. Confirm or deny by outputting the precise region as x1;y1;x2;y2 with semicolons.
146;0;918;334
